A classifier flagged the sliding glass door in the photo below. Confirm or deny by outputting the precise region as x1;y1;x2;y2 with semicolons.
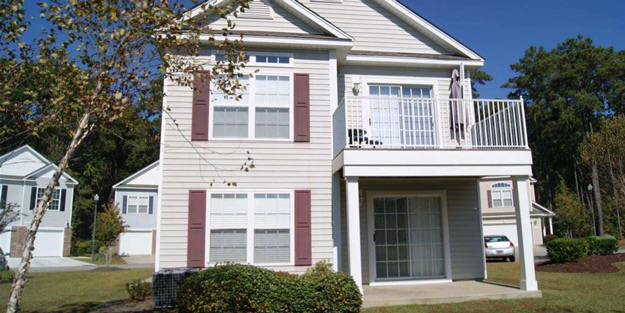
373;196;444;281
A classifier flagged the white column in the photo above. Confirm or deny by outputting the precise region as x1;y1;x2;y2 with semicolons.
542;218;546;237
331;172;342;272
549;217;553;235
345;176;363;293
513;176;538;291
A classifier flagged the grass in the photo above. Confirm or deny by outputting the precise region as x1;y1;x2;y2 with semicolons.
1;261;624;313
365;261;625;313
74;256;127;265
0;268;152;313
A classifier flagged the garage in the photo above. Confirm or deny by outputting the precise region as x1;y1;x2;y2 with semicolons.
119;230;153;256
32;229;64;257
0;231;11;254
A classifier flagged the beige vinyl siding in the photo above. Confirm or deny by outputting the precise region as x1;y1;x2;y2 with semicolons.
301;0;450;54
158;49;333;269
205;0;323;35
340;178;484;284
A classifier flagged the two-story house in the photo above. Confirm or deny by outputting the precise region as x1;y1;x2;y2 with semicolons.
0;145;77;257
480;176;554;247
156;0;540;299
112;161;160;256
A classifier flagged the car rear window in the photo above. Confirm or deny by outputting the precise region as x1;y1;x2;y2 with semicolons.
485;236;510;243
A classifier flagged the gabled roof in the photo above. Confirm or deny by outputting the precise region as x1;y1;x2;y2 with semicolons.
532;202;555;217
0;145;79;184
24;163;80;184
113;160;160;189
185;0;353;41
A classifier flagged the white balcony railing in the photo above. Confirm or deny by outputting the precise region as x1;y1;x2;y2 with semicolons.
333;96;528;151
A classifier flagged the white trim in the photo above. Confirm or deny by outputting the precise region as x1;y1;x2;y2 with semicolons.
154;77;168;271
345;54;484;68
125;194;151;215
67;187;74;227
369;278;452;287
204;189;296;267
195;34;354;48
366;190;452;284
113;186;159;191
35;187;62;212
124;228;156;232
23;163;79;184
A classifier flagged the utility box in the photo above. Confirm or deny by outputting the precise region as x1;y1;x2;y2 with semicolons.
152;267;199;309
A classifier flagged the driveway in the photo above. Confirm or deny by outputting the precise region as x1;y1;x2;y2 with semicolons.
8;257;94;272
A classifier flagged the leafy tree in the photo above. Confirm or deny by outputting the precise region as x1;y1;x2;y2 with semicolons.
0;203;20;236
96;202;126;267
583;116;625;239
470;69;493;99
504;36;625;236
553;183;590;238
0;0;252;311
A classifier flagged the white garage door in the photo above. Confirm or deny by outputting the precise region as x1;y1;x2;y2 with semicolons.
483;224;519;247
0;231;11;254
119;231;153;256
33;229;64;257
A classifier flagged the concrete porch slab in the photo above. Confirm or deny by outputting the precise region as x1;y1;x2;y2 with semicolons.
362;281;542;308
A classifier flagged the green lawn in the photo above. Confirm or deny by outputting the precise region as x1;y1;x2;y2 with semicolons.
0;269;152;313
366;261;625;313
1;262;624;313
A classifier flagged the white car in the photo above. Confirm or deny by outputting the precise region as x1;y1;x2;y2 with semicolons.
484;235;515;262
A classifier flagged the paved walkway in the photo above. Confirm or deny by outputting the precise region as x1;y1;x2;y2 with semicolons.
7;257;94;271
363;281;541;308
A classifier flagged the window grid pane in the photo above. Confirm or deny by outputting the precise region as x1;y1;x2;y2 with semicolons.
210;194;248;228
210;229;247;263
37;188;60;211
256;75;290;106
213;107;249;138
254;229;290;263
254;193;290;227
212;76;249;106
255;108;289;139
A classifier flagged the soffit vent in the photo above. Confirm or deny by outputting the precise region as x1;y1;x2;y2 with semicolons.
238;0;274;20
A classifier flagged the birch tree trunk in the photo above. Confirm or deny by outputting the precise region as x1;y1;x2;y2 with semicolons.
6;111;92;313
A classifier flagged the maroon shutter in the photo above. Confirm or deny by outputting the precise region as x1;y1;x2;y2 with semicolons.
191;71;210;141
294;73;310;142
187;190;206;268
487;190;493;208
294;190;312;266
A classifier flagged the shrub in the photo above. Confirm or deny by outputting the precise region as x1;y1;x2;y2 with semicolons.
71;239;100;257
546;238;588;263
178;263;361;313
0;270;14;284
585;236;618;256
126;279;152;301
543;234;558;244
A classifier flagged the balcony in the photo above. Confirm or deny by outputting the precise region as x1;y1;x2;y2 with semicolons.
333;96;528;152
332;96;533;178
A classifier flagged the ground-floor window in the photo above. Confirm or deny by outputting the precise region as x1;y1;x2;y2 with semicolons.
208;192;293;265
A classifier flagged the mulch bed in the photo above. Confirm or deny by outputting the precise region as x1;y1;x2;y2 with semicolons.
537;253;625;273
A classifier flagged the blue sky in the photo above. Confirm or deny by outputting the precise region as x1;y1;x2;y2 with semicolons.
22;1;624;98
406;0;625;97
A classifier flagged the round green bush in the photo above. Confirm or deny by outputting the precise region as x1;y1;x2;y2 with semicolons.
177;263;362;313
585;236;619;256
546;238;588;263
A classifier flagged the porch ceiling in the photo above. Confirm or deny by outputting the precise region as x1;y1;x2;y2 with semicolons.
333;149;533;177
362;281;542;308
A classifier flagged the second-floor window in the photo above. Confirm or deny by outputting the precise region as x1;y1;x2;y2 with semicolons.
491;183;513;208
37;188;61;211
126;195;150;214
211;75;292;140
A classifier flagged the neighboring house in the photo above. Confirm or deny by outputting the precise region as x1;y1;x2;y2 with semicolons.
0;145;78;257
480;177;555;246
156;0;541;295
112;161;159;256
